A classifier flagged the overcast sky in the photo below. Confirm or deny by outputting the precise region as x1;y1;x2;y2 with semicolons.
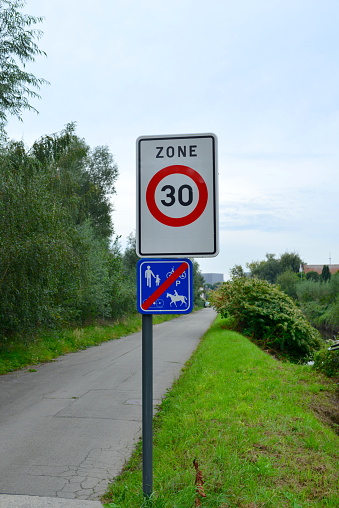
6;0;339;279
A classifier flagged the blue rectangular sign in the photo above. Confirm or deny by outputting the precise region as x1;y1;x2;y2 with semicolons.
137;259;193;314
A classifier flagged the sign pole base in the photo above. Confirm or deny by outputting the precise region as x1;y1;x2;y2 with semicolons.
142;313;153;497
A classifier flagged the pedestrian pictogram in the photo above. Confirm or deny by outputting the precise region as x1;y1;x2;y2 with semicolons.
136;133;218;257
137;259;193;314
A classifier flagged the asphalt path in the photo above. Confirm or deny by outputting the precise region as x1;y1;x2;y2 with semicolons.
0;308;216;507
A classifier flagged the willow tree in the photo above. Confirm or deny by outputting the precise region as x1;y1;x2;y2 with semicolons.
0;125;121;336
0;0;48;135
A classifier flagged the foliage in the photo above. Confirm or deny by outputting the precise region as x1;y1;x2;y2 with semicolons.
247;251;303;284
279;251;303;273
229;253;339;339
306;271;320;281
313;347;339;378
122;232;139;286
296;273;339;331
0;0;48;135
109;238;137;319
191;259;205;306
204;281;222;291
321;264;331;282
297;279;332;306
276;269;299;299
209;277;321;361
247;253;280;283
321;299;339;330
0;139;81;331
75;221;114;319
229;264;246;279
0;124;133;340
31;122;118;238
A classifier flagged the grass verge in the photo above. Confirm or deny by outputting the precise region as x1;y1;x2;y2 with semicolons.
103;316;339;508
0;313;177;375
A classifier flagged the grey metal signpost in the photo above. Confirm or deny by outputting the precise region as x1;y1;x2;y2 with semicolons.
142;314;153;497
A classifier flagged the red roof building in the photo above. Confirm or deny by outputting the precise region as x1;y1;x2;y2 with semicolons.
302;264;339;275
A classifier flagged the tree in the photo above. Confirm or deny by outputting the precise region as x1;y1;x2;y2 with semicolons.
247;251;303;284
247;253;280;283
0;0;48;135
31;123;119;238
276;270;299;299
229;264;246;279
122;232;140;285
191;259;205;306
0;140;81;332
321;265;331;283
279;251;303;273
0;125;122;336
108;239;136;318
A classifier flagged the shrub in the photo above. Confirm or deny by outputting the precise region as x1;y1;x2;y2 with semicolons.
296;273;339;331
297;279;332;305
210;277;321;361
306;271;320;281
313;348;339;377
276;269;299;299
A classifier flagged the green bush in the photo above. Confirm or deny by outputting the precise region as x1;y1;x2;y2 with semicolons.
276;269;299;299
306;271;320;281
313;348;339;377
296;273;339;331
210;277;321;361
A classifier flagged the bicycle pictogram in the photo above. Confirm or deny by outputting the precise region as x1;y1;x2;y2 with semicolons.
166;266;186;279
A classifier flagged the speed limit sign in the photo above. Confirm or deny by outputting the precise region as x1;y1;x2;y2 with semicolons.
136;133;218;257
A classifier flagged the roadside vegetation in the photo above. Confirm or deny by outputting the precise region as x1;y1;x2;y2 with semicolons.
103;316;339;508
209;277;321;362
236;251;339;336
223;253;339;378
297;275;339;336
0;313;181;375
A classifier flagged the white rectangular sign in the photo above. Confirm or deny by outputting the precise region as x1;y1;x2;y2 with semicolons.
136;133;218;257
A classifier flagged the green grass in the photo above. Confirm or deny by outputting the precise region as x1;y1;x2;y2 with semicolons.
0;313;177;375
103;316;339;508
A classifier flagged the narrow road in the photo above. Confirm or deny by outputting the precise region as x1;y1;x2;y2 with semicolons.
0;308;216;506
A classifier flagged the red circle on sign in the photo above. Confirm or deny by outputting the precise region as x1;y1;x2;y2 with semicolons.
146;165;208;227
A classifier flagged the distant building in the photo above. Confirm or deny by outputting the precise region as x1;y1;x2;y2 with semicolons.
202;273;224;285
302;264;339;275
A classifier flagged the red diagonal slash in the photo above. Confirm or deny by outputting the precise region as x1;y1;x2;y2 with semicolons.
141;262;188;310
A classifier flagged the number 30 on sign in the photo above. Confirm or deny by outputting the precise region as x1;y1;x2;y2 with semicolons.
136;133;219;258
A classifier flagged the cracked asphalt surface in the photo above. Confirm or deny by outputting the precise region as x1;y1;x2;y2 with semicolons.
0;308;216;507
